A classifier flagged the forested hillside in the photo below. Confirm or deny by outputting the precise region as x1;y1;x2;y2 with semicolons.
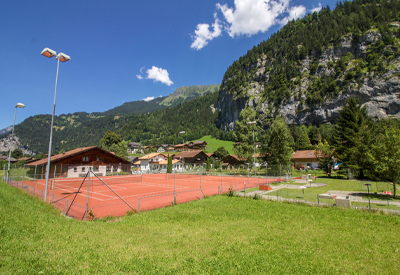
9;91;227;153
216;0;400;130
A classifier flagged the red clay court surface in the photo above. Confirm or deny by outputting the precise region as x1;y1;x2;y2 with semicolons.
15;173;281;220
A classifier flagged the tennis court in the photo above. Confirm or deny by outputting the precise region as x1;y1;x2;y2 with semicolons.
15;173;282;219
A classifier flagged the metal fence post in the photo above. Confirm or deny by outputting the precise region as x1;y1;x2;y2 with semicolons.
174;171;176;205
51;166;57;203
33;166;37;194
138;197;141;213
86;168;91;221
22;165;25;183
368;197;371;210
65;199;68;215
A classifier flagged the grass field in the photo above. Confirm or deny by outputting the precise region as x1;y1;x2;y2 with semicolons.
1;181;400;274
195;135;234;154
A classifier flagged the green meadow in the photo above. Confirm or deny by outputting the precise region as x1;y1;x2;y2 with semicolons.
1;181;400;274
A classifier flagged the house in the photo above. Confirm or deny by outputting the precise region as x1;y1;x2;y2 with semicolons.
26;146;131;178
127;142;143;154
158;159;183;171
222;154;246;167
138;153;168;172
157;144;171;153
174;144;191;151
291;150;319;169
127;156;139;164
188;141;208;150
173;150;208;168
0;155;17;163
17;157;37;164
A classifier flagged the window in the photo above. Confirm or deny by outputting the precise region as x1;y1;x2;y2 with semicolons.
97;156;103;161
106;166;111;172
81;167;85;172
73;167;77;172
93;166;99;172
113;166;118;171
83;156;89;162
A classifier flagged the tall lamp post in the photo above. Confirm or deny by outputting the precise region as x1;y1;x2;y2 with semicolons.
179;131;185;173
6;103;25;183
247;121;256;176
41;48;71;202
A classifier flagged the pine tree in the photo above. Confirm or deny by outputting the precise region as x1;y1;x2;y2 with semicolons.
298;125;312;150
233;107;259;162
167;154;172;173
334;97;373;179
262;117;294;164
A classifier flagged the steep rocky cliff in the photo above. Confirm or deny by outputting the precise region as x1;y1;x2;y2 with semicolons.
216;29;400;131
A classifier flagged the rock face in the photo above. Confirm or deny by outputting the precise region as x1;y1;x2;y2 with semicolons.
216;31;400;130
0;135;35;156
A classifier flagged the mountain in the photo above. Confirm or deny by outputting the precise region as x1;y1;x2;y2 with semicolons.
216;0;400;131
160;85;220;107
0;126;12;136
91;96;167;116
1;85;221;154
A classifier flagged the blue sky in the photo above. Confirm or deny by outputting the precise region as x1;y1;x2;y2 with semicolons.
0;0;337;130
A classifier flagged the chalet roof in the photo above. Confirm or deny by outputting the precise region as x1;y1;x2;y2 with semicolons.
0;155;17;162
175;150;207;158
128;142;141;147
158;159;181;165
224;154;246;161
205;153;214;158
139;153;166;160
192;140;207;145
27;146;130;166
291;150;317;160
133;160;141;165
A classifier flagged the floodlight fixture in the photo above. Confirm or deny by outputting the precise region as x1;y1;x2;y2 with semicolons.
56;52;71;62
15;103;25;108
41;48;57;58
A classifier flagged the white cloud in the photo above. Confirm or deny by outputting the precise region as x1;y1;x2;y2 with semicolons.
191;17;222;50
280;5;307;25
142;96;155;102
136;74;143;80
217;0;290;37
191;0;326;49
146;66;173;86
310;3;322;13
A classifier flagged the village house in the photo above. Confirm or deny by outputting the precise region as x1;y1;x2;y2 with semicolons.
188;140;208;150
291;150;319;170
127;142;143;154
173;150;208;168
26;146;131;178
138;153;168;172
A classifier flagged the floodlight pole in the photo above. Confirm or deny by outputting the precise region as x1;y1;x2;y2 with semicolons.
42;48;70;202
44;56;60;202
179;131;185;173
247;121;256;177
6;103;25;184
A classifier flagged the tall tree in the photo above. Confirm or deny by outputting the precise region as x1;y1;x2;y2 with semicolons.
99;131;128;159
369;127;400;197
334;97;373;179
298;125;312;150
262;117;294;164
167;154;172;173
233;107;259;162
314;139;335;175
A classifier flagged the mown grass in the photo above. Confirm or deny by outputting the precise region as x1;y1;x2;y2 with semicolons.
196;135;234;154
1;181;400;274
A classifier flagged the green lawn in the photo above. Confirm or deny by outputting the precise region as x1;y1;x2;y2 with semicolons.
1;181;400;274
194;135;234;154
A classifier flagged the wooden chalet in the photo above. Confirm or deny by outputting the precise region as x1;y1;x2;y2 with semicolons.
174;143;191;151
0;155;17;163
222;154;246;167
188;140;208;150
173;150;208;167
291;150;319;169
26;146;131;178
